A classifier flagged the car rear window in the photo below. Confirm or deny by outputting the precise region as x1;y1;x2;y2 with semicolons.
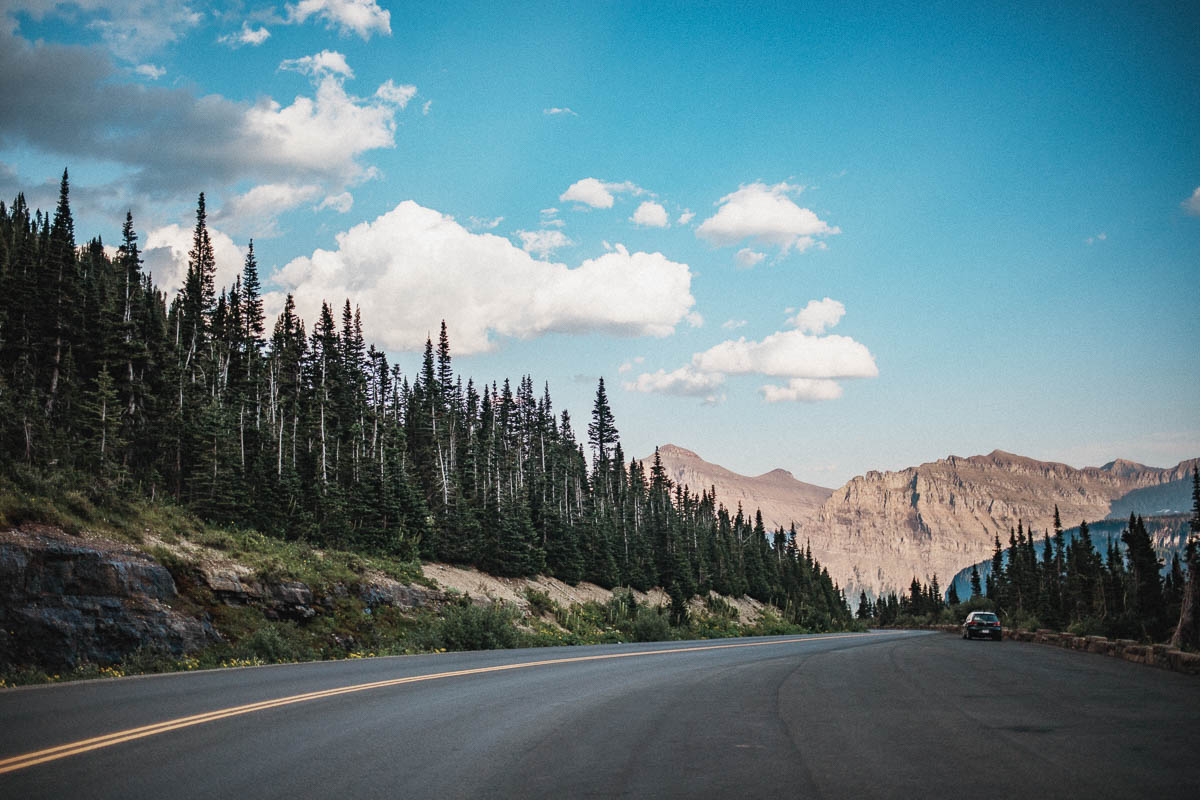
975;613;998;622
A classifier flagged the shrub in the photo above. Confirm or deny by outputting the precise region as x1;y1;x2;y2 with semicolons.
436;602;520;651
631;608;672;642
523;588;557;617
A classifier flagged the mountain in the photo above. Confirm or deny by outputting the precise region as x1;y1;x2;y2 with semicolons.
639;444;832;531
812;450;1196;599
643;445;1197;602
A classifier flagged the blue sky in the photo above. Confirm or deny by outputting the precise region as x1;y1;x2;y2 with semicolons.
2;0;1197;486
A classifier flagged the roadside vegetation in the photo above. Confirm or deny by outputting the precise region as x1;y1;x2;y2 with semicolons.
0;471;859;689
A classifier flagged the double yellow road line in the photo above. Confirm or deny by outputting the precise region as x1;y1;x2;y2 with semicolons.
0;631;886;775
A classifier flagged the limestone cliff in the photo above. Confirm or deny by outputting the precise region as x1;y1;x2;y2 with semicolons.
643;445;1197;602
813;451;1197;598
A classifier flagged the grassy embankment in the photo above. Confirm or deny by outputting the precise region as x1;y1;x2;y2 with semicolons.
0;470;825;687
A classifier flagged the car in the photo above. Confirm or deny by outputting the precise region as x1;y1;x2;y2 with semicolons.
962;611;1002;640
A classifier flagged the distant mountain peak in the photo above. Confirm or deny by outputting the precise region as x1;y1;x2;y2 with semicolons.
657;443;700;459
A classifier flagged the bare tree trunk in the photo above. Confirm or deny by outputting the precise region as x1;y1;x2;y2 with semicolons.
1170;571;1200;649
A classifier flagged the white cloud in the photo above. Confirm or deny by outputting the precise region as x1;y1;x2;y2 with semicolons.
543;107;578;116
218;22;271;48
280;50;354;79
287;0;391;39
217;182;321;235
788;297;845;334
560;177;645;209
677;210;695;225
541;207;559;216
631;302;876;403
561;178;615;209
317;192;353;213
686;311;704;328
697;181;838;256
624;366;725;398
143;222;246;295
735;248;765;269
269;202;697;354
422;99;432;115
134;63;165;80
375;80;417;108
693;329;877;379
631;200;669;228
468;216;503;230
517;228;573;258
1182;187;1200;216
1085;232;1108;245
761;379;844;403
721;319;747;330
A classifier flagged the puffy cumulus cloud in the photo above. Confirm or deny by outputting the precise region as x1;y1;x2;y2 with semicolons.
216;182;321;236
218;21;271;48
287;0;391;39
624;366;725;399
317;191;353;213
280;50;354;79
677;210;695;225
517;228;573;259
697;181;838;256
629;302;876;403
692;330;877;379
560;178;615;209
761;379;843;403
788;297;845;334
143;222;245;295
721;319;747;330
559;177;644;209
1183;187;1200;216
0;32;416;200
734;248;765;269
631;201;669;228
269;202;697;355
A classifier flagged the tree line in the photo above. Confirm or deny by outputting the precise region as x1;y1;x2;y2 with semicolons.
858;485;1200;646
0;172;853;630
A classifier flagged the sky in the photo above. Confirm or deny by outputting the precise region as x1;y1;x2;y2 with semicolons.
1;0;1197;487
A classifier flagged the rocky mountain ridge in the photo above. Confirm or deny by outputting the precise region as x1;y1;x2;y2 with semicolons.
641;444;832;530
643;445;1198;601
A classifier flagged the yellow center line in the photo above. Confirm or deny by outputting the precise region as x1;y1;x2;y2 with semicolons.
0;631;893;775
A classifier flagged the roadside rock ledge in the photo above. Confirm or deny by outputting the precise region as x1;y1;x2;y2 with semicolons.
1;525;218;669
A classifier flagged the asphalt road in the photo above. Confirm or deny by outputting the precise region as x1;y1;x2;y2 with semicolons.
2;630;1198;799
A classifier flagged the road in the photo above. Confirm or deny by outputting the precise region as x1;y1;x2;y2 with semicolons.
2;630;1198;799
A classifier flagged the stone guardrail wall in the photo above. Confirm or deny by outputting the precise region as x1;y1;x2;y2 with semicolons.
930;624;1200;676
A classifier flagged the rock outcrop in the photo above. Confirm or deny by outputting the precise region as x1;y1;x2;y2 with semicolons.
0;526;218;669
